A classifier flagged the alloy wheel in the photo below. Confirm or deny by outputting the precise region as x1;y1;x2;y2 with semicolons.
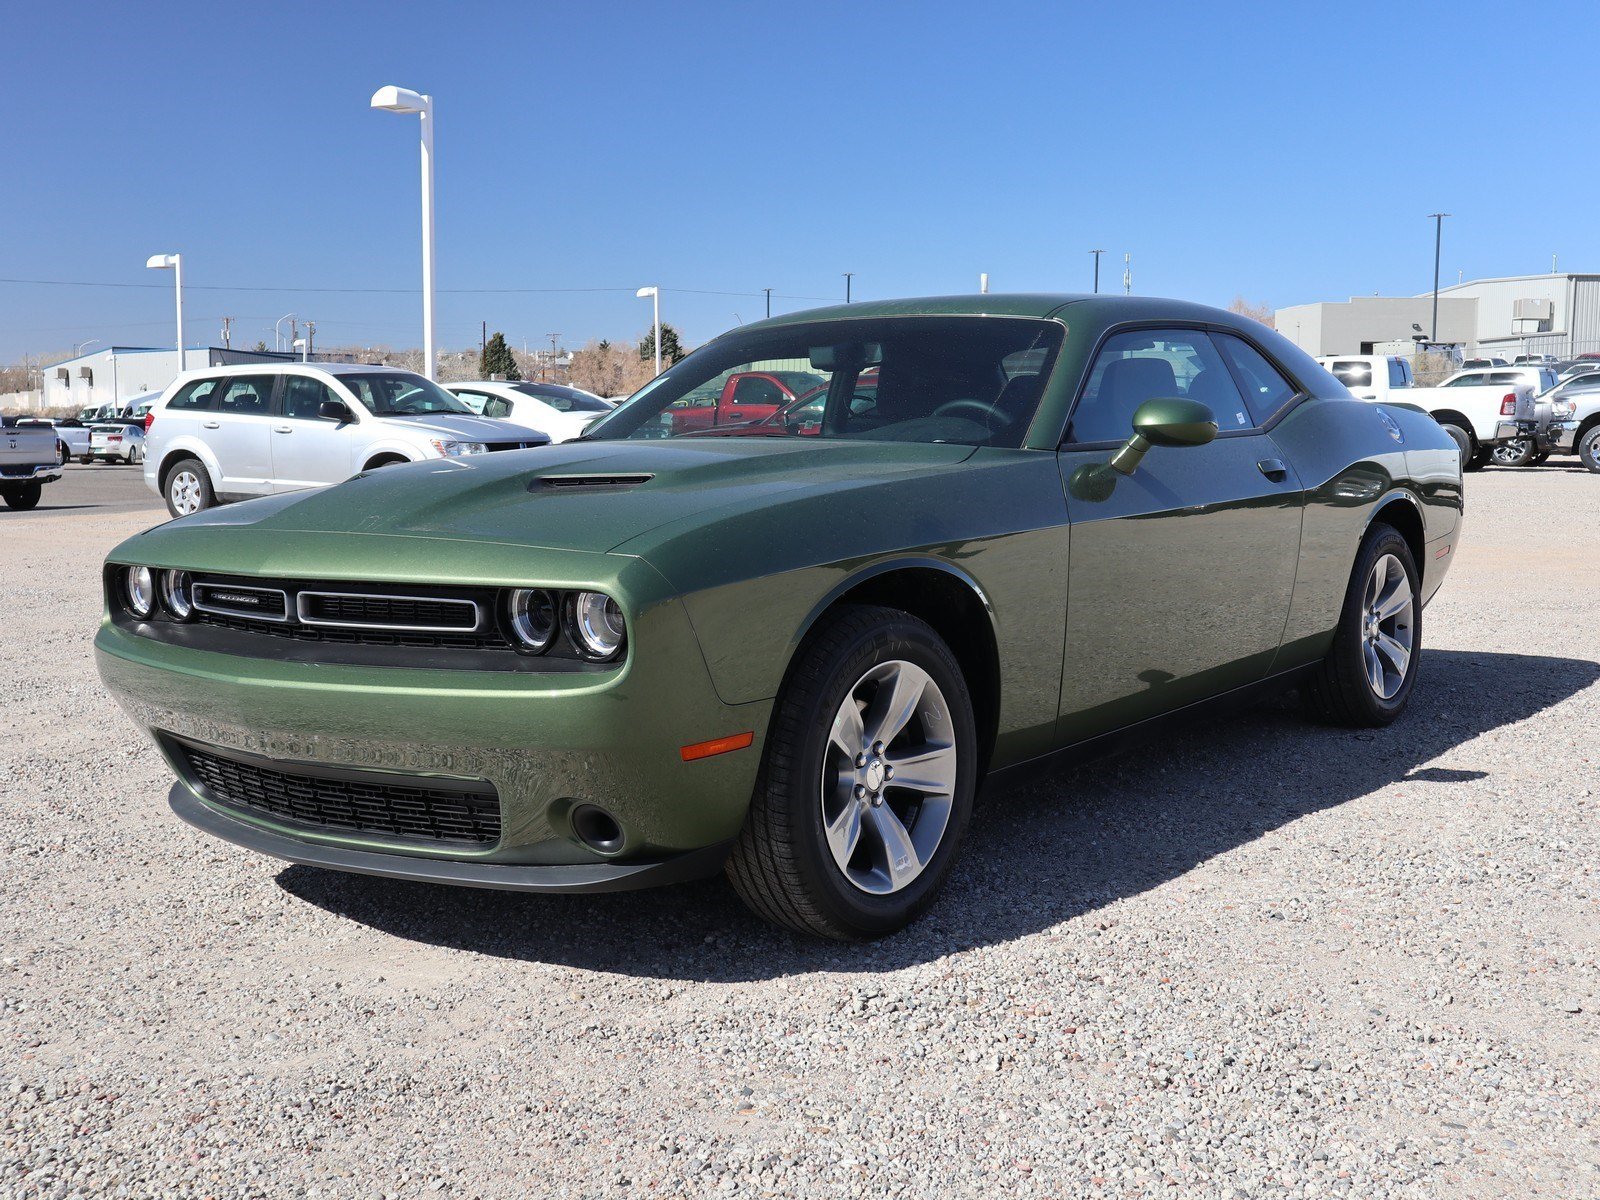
1490;439;1533;466
169;469;203;515
820;659;957;895
1361;553;1414;700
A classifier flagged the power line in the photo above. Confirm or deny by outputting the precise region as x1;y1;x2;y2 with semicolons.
0;276;838;301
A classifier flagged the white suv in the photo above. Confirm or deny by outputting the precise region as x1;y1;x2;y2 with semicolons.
144;363;549;517
445;379;616;443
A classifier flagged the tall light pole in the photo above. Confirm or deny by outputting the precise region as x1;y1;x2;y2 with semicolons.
1428;213;1450;344
73;338;100;358
274;313;295;353
145;253;184;370
843;272;854;303
764;287;772;319
371;85;436;380
1089;249;1106;294
637;286;661;375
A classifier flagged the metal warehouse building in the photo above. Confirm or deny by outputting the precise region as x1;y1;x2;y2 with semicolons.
1276;273;1600;359
42;345;304;411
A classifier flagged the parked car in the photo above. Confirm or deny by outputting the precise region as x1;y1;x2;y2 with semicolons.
96;294;1462;939
667;369;829;434
142;363;550;517
0;417;65;509
1403;366;1550;468
444;380;614;443
1520;373;1600;472
1315;354;1413;402
88;421;146;464
1513;354;1559;366
1461;357;1509;369
14;417;88;464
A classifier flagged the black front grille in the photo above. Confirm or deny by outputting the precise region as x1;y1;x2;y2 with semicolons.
195;612;509;650
487;441;541;451
179;742;501;846
300;592;478;631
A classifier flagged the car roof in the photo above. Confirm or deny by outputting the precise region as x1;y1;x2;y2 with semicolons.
193;361;405;377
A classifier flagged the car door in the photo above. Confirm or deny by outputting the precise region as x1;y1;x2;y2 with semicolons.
206;374;280;495
718;374;787;424
1056;326;1305;743
270;372;361;491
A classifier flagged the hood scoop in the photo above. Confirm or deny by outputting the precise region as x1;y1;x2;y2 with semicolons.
528;472;654;493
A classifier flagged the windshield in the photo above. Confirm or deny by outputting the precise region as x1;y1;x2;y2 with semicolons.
510;382;612;413
341;372;475;416
584;316;1062;447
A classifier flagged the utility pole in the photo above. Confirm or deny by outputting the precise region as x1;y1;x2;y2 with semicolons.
220;316;232;349
306;321;315;360
764;288;772;318
1123;254;1132;295
290;318;298;352
547;332;560;381
1427;213;1450;344
843;272;854;303
1090;249;1105;294
481;320;487;368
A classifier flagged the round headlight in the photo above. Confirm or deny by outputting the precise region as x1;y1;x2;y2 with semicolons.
125;566;155;618
566;591;626;662
160;569;193;620
507;588;557;653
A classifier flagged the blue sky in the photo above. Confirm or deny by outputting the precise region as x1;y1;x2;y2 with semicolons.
5;0;1597;362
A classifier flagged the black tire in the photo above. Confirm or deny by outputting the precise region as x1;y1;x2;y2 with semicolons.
128;444;143;465
1489;438;1536;467
1530;452;1550;465
3;482;42;511
78;456;93;465
1439;423;1472;471
57;441;70;465
163;456;215;518
1466;446;1491;471
726;604;978;940
1301;524;1421;727
1580;426;1600;474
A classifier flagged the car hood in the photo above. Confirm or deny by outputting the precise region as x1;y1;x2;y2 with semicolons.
143;438;978;556
380;413;548;444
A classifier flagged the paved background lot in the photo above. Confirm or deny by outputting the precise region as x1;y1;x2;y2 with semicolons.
3;464;1597;1199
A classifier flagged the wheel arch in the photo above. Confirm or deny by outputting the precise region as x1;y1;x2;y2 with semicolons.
1574;411;1600;446
156;441;220;492
1428;409;1477;448
789;559;1002;773
1366;490;1426;574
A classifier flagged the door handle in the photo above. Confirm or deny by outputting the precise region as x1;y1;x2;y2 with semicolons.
1257;458;1289;482
201;420;220;429
273;425;292;434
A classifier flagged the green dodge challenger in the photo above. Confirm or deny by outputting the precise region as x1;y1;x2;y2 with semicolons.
96;296;1463;939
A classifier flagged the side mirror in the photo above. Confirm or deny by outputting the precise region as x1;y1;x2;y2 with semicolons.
1108;397;1216;476
319;399;353;423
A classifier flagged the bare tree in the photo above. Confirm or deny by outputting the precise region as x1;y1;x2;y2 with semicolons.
568;339;656;398
1227;296;1276;328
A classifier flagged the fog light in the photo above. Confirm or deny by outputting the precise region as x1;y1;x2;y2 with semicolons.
125;566;155;617
507;588;557;653
566;591;626;661
160;569;194;620
571;804;625;854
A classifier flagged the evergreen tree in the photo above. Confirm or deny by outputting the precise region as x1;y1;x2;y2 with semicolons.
480;331;521;380
639;323;686;366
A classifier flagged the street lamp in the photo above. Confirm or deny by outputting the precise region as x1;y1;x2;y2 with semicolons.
1089;249;1106;294
843;272;854;303
73;338;100;358
274;313;296;353
145;253;184;370
1427;213;1451;344
371;84;436;380
292;337;309;362
636;286;661;375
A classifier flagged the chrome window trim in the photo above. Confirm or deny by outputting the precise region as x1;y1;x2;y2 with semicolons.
295;590;482;633
191;584;293;624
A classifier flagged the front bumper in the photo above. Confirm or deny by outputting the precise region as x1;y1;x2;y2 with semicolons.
169;782;731;891
95;576;771;882
1542;420;1579;452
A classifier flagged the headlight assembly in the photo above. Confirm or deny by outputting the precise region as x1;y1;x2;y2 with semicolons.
566;591;627;662
125;566;155;618
160;569;194;620
507;588;558;653
428;439;487;457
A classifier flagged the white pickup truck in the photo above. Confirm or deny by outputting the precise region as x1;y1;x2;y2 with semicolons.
1;418;65;510
1398;367;1550;470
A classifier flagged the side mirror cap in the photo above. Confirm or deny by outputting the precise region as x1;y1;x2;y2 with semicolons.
1109;398;1217;475
319;399;353;423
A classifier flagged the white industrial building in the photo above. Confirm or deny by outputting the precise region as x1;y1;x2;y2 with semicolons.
41;345;300;411
1276;273;1600;359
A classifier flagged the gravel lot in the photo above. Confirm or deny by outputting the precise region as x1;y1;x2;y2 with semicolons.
3;463;1597;1199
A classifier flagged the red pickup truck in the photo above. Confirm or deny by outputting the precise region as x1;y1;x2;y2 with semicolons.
669;370;828;434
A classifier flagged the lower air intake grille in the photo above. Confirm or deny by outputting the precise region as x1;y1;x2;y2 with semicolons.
178;742;500;846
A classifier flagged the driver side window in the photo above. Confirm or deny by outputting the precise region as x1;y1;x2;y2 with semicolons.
1068;329;1248;444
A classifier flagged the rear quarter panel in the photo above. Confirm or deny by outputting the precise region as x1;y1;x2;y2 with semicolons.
1271;398;1461;667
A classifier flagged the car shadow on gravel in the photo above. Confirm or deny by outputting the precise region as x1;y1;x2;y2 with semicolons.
277;648;1598;980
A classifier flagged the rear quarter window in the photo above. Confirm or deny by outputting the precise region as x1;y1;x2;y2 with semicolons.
165;378;221;411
